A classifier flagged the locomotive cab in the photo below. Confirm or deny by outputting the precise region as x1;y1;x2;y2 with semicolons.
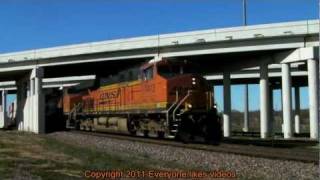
141;60;214;112
157;60;212;110
139;60;222;143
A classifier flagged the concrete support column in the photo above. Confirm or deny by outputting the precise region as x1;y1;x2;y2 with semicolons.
269;86;274;135
223;72;231;137
243;84;249;132
23;80;30;131
260;64;269;139
0;93;1;107
30;78;34;132
17;80;26;131
280;88;285;134
31;67;45;133
281;63;293;139
0;90;7;128
16;67;44;134
294;86;301;134
212;85;215;106
307;59;319;139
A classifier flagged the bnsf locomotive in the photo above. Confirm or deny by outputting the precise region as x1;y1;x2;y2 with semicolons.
63;60;222;143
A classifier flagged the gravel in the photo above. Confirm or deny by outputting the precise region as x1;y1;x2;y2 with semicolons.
48;131;319;180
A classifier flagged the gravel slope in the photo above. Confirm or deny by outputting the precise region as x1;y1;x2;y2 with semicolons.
48;131;319;180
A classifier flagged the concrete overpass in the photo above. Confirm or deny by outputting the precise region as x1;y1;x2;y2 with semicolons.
0;19;318;140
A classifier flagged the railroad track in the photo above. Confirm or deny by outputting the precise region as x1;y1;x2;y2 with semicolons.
69;130;319;164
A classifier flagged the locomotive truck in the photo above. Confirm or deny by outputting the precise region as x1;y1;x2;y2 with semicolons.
63;59;222;143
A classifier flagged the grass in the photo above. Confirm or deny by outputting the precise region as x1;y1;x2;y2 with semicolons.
0;131;187;180
0;130;285;179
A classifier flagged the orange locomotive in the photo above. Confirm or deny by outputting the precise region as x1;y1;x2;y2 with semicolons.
64;60;222;143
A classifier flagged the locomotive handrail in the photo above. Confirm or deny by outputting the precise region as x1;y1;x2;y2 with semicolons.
166;90;179;127
69;103;82;119
68;104;76;119
67;103;80;129
172;90;192;122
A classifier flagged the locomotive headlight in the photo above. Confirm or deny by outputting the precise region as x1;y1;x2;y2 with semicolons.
187;104;192;109
192;78;196;85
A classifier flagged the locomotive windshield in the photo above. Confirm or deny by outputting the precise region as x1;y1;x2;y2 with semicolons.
158;62;194;78
158;65;185;78
143;66;154;80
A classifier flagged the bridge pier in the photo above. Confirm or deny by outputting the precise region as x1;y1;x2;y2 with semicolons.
269;85;274;136
223;72;231;137
294;86;300;134
260;63;270;139
17;67;45;134
0;90;8;128
307;58;319;139
242;84;249;132
281;63;293;139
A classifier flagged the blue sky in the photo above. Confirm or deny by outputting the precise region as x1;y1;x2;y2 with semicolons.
0;0;318;111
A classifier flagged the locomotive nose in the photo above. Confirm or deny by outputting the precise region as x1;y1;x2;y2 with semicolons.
191;75;207;89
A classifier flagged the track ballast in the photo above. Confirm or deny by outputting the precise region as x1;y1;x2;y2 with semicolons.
69;130;318;164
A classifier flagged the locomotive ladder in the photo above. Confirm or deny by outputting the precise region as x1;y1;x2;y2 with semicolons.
66;103;82;129
166;90;192;138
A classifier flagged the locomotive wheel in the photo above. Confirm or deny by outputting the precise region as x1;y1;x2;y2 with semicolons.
177;131;192;144
136;130;144;136
127;119;137;135
143;130;149;137
202;115;222;145
176;114;195;143
148;130;158;138
75;121;80;130
80;125;84;131
157;131;165;139
85;125;90;131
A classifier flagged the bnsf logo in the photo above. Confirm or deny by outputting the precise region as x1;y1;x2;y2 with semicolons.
100;89;120;99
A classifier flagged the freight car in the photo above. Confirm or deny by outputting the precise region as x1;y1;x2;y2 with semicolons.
63;60;222;143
